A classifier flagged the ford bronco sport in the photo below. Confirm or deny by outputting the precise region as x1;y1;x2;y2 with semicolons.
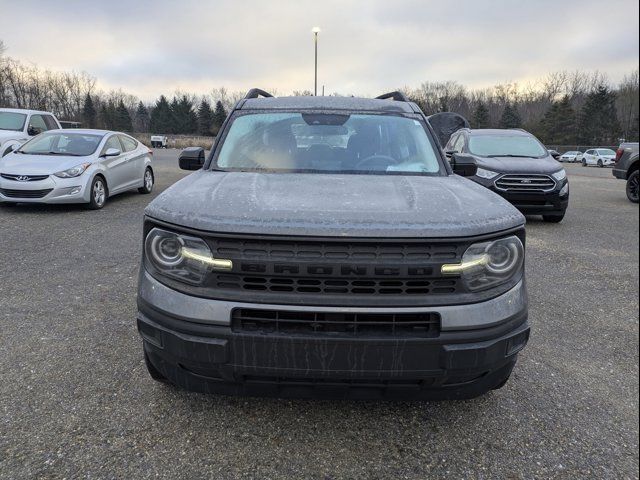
136;90;530;400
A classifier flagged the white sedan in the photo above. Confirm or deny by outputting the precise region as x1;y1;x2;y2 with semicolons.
559;150;583;163
0;129;154;209
581;148;616;167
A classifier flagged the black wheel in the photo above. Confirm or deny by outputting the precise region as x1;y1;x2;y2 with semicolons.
145;351;168;383
87;176;107;210
138;168;154;194
597;159;603;168
626;170;639;203
582;159;587;166
543;214;565;223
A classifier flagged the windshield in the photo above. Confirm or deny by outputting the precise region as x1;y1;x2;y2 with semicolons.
214;113;442;174
0;112;27;131
19;132;103;156
468;134;547;158
597;149;615;155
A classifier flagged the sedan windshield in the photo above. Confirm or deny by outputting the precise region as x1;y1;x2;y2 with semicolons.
0;112;27;131
468;135;547;158
215;113;442;174
597;149;615;156
19;132;103;156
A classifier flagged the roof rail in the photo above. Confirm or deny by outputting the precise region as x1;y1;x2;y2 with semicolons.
375;91;408;102
244;88;274;99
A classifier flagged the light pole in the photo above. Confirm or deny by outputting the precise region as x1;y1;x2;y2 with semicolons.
312;27;321;96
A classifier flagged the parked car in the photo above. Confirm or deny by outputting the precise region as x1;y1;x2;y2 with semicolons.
559;150;583;163
547;149;561;160
137;89;530;400
0;108;61;157
582;148;616;167
150;135;168;148
444;128;569;223
0;129;154;209
613;142;639;203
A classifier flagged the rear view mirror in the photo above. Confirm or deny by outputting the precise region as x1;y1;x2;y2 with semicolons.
179;147;205;171
451;153;477;177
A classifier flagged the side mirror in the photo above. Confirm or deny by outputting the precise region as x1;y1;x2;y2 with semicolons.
27;126;43;136
102;148;121;157
445;150;457;159
451;153;477;177
179;147;205;171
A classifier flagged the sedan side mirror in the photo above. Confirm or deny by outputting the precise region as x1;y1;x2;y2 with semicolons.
102;148;121;157
179;147;205;171
451;153;477;177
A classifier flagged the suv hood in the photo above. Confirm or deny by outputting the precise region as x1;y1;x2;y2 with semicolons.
474;154;563;174
146;171;525;238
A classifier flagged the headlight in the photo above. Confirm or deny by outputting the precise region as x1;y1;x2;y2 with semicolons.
145;228;231;285
552;169;567;181
442;235;524;291
475;167;499;180
54;163;91;178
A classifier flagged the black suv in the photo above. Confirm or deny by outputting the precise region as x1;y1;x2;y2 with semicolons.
445;128;569;222
136;90;529;400
613;142;639;203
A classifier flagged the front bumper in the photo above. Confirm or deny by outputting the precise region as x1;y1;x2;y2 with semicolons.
137;270;529;400
0;174;92;204
472;177;569;215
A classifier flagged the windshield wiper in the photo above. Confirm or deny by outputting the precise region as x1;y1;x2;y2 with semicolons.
45;151;82;156
486;154;535;158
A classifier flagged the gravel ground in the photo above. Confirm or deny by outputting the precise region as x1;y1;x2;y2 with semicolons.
0;153;638;479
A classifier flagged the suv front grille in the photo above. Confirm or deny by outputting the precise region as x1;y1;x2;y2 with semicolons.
0;173;50;182
232;308;441;338
0;188;53;198
214;274;458;295
495;174;555;192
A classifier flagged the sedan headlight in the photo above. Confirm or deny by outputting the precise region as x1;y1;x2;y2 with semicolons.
552;169;567;181
475;168;499;180
145;228;231;285
442;235;524;291
54;163;91;178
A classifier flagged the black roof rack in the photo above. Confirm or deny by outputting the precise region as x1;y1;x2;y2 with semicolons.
375;91;408;102
244;88;274;99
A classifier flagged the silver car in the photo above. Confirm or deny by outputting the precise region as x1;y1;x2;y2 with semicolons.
0;129;154;209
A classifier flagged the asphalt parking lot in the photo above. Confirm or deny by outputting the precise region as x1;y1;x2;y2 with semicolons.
0;150;638;479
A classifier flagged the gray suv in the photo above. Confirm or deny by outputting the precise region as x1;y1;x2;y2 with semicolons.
136;90;530;400
613;142;639;203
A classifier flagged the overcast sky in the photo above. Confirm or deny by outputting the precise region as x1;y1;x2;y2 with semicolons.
3;0;639;100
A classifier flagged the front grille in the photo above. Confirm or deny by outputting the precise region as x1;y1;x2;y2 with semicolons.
495;174;556;192
232;308;441;338
0;173;49;182
214;274;458;295
0;188;53;199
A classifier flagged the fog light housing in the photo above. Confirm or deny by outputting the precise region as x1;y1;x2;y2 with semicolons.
560;183;569;196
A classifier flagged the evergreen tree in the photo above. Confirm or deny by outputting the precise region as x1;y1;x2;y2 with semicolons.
135;101;150;132
197;99;214;136
150;95;173;133
114;101;133;132
578;85;621;145
99;101;117;130
171;95;197;134
213;101;228;132
472;102;490;128
82;93;97;128
499;104;522;129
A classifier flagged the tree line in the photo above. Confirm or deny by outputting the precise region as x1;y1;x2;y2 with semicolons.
1;40;638;143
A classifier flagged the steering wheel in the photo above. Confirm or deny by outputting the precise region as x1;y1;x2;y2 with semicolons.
354;154;396;171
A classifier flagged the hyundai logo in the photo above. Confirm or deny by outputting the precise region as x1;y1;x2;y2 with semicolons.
16;176;31;182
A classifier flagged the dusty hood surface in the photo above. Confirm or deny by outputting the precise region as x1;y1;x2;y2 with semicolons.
146;171;525;238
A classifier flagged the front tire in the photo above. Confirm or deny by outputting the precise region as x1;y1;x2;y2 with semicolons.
87;176;107;210
138;168;154;194
582;159;587;166
597;159;603;168
543;213;565;223
626;170;639;203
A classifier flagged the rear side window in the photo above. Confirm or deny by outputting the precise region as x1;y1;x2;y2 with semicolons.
43;115;59;130
119;135;138;152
